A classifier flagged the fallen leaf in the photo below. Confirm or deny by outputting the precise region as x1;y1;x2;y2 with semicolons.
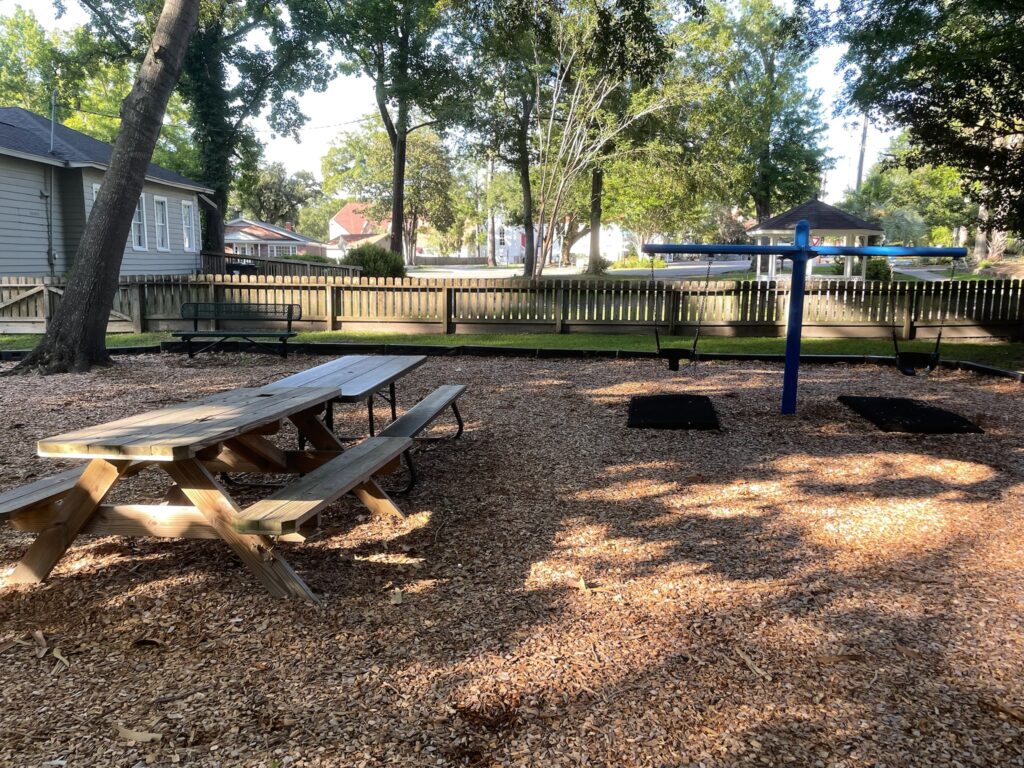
390;589;403;605
736;648;773;682
31;630;47;659
133;637;165;649
115;724;163;743
52;647;70;668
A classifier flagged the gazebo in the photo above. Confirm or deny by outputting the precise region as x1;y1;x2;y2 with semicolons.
746;199;884;280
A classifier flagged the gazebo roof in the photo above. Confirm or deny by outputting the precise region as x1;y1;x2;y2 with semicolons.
747;199;883;235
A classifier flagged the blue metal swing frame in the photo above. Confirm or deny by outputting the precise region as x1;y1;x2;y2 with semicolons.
642;219;967;415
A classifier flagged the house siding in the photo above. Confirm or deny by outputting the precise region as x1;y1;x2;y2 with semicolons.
82;168;202;275
0;154;71;276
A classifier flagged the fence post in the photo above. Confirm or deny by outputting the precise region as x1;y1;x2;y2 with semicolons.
129;282;145;333
902;284;917;340
667;287;679;335
324;282;338;331
554;284;567;333
441;285;455;334
41;276;52;333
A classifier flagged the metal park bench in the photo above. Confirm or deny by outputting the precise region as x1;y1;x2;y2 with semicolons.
173;302;302;358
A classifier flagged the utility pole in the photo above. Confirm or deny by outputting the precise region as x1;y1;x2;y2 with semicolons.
855;115;869;190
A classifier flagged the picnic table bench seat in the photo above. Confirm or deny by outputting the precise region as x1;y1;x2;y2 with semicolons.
173;302;301;358
380;385;466;492
233;436;411;536
379;385;466;440
0;467;87;521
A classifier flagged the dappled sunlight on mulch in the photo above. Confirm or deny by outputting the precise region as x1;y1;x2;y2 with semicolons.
1;352;1023;766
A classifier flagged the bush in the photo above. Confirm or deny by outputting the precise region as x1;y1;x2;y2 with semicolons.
343;244;406;278
865;256;893;281
610;254;667;270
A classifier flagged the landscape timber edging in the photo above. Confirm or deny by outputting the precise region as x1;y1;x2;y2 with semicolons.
1;342;1021;383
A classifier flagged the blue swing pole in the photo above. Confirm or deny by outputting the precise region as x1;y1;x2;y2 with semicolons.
780;220;810;414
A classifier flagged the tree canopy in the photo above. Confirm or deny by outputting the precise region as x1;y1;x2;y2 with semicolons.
838;0;1024;232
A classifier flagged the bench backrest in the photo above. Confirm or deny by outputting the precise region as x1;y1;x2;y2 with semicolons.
180;302;302;331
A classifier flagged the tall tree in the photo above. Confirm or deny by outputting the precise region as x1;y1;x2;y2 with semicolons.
714;0;829;221
838;0;1024;233
233;161;321;225
15;0;199;374
322;119;458;262
75;0;330;252
293;0;465;256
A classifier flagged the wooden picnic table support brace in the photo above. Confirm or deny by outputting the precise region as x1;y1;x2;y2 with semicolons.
7;458;132;584
289;408;347;451
162;458;319;603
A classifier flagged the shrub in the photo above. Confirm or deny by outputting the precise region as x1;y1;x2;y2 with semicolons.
610;254;667;270
865;256;893;281
343;244;406;278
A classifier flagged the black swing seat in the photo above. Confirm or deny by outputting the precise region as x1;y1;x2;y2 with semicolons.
653;328;693;371
895;351;940;376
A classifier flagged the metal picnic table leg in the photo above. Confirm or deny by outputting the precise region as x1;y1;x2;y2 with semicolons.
389;382;397;421
162;458;318;603
367;395;375;436
7;458;132;584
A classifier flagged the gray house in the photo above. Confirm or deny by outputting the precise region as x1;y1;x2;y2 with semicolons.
0;107;214;276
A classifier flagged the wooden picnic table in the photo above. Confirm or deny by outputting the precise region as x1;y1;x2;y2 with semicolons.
265;354;427;435
5;386;412;602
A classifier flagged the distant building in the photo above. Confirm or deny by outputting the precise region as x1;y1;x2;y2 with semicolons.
0;106;213;276
223;217;326;259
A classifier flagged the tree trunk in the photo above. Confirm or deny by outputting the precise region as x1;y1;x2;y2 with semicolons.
391;123;408;258
486;157;496;267
404;212;418;266
517;94;535;280
589;167;603;265
181;22;230;253
14;0;199;374
974;205;989;260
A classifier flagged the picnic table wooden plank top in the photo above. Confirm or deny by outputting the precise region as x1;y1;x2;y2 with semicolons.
265;355;427;400
37;386;338;461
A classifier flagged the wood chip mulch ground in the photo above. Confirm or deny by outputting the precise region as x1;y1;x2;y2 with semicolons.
1;352;1022;767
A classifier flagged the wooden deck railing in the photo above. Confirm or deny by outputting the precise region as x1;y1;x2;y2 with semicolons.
2;274;1022;340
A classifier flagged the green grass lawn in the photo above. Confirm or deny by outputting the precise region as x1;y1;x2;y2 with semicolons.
3;330;1022;371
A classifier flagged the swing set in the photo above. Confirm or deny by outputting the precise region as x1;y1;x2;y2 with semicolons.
643;220;967;414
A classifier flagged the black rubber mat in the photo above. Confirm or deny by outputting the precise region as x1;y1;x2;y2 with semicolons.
838;396;983;434
627;394;720;430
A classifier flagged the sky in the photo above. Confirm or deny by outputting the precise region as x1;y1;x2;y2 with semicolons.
12;0;894;205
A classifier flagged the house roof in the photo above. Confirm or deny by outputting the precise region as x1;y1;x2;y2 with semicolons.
747;199;883;234
332;202;387;235
0;106;213;193
224;217;324;245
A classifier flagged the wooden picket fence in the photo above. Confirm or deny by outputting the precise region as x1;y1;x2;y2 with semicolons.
2;274;1023;340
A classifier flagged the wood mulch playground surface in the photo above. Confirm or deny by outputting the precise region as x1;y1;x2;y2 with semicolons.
1;353;1022;767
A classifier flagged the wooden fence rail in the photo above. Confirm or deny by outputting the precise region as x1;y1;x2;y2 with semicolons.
2;274;1023;340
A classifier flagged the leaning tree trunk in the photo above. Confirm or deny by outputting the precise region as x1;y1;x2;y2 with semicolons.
588;167;603;265
517;94;536;280
14;0;199;374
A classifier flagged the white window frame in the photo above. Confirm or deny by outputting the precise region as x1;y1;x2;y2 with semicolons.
153;196;170;251
131;195;148;251
181;200;197;253
498;226;506;246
